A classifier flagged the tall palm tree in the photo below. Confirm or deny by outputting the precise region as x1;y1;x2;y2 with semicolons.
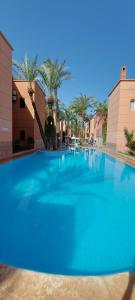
94;100;108;123
13;55;46;147
71;94;95;137
94;100;108;144
39;59;72;111
62;107;74;138
71;94;94;120
39;59;72;145
44;59;72;96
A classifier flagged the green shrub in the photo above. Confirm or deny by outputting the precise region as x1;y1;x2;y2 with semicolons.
129;141;135;151
27;136;34;149
102;123;107;145
124;128;135;154
27;136;34;145
13;139;20;146
124;128;134;147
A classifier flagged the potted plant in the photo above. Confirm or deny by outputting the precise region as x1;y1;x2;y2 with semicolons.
13;139;21;152
124;128;135;155
27;136;34;149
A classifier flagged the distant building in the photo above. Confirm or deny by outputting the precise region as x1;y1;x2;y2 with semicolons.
12;80;47;151
107;66;135;152
0;32;13;159
89;113;106;146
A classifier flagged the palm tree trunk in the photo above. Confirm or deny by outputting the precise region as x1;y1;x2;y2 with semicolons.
54;88;59;127
32;101;46;148
54;88;60;147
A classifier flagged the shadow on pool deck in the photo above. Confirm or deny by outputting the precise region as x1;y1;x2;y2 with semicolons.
0;264;16;284
121;271;135;300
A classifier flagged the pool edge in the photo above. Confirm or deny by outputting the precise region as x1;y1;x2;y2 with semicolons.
0;263;134;300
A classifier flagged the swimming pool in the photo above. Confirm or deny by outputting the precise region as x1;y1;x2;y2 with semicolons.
0;149;135;276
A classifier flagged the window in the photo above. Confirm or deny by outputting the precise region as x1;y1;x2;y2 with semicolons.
12;90;17;102
20;130;25;141
12;90;17;96
130;100;135;111
20;97;25;108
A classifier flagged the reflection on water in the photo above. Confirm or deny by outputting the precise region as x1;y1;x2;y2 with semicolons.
0;150;135;275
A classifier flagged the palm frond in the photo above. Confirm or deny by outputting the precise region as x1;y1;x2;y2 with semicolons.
124;128;134;147
13;55;39;83
41;58;72;96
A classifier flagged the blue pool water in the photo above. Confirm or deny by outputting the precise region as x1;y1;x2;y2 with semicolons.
0;149;135;276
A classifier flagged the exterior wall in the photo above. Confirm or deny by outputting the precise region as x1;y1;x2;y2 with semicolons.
90;117;95;138
12;81;34;146
66;122;71;138
116;81;135;151
58;120;65;143
34;82;47;149
107;80;135;152
90;114;104;146
84;124;88;139
12;80;46;150
0;33;13;159
106;84;120;151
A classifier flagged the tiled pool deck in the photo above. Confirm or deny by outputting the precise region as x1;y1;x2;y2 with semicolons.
1;264;135;300
102;148;135;168
1;148;135;299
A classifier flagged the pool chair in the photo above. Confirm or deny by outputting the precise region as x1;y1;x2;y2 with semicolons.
70;147;75;152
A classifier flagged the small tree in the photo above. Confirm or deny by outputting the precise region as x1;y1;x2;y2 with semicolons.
124;128;134;147
124;128;135;154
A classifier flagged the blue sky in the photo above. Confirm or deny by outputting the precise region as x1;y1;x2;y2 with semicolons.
1;0;135;105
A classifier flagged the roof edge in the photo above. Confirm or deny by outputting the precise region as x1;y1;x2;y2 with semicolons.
108;79;135;97
12;79;46;96
0;32;13;50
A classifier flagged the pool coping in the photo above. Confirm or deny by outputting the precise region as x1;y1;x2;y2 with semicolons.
100;147;135;168
1;146;135;167
1;147;135;299
0;264;135;299
0;148;68;165
0;148;37;165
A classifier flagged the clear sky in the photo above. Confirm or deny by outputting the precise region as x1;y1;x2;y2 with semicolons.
1;0;135;105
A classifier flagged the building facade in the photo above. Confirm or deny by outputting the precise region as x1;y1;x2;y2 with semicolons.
89;113;105;146
107;67;135;152
0;32;13;159
12;80;47;151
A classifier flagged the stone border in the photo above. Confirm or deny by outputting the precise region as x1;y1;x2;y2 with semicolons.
0;264;134;300
101;147;135;168
0;148;68;165
0;149;37;165
0;147;135;299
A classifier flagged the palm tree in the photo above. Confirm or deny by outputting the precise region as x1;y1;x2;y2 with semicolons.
39;59;72;145
39;59;72;109
71;94;94;119
94;100;108;144
62;107;74;138
71;94;95;138
94;100;108;123
43;58;72;98
13;55;46;148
